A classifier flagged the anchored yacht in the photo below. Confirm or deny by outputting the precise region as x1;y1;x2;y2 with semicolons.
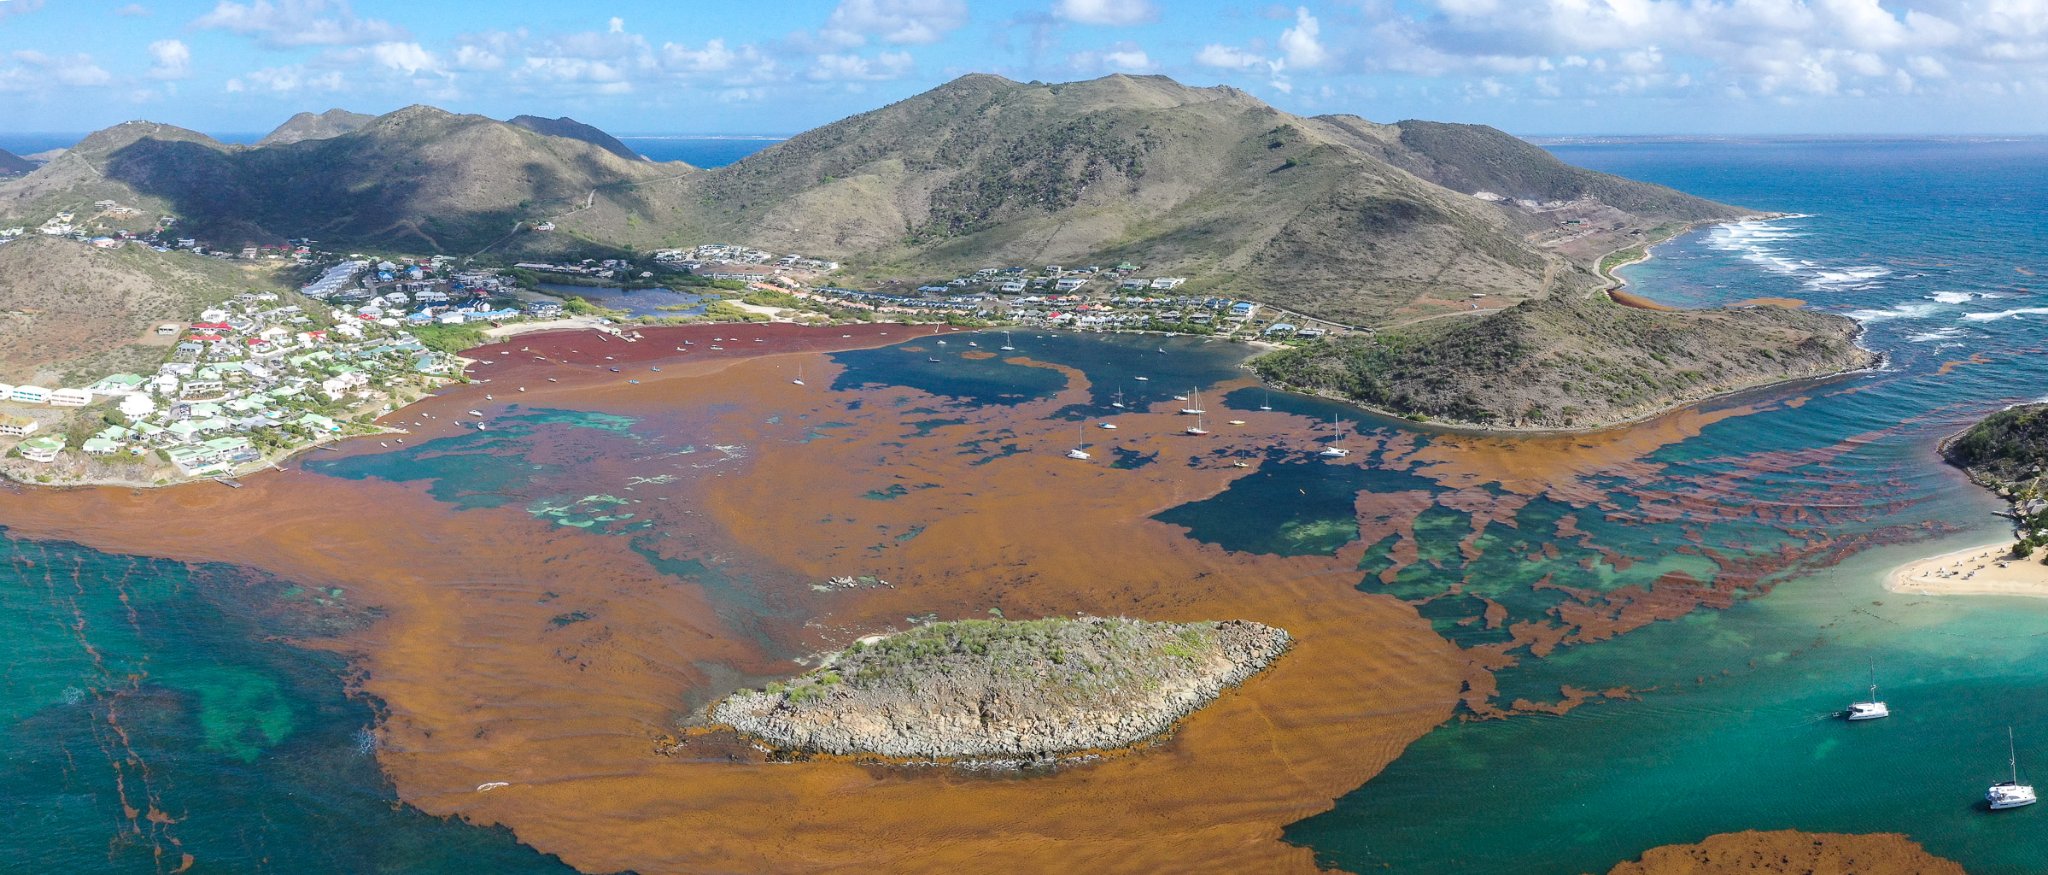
1989;728;2038;810
1846;663;1889;721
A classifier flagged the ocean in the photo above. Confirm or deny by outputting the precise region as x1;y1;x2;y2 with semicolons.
1;138;2046;871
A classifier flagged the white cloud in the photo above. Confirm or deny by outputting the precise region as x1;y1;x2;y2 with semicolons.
194;0;405;48
116;4;149;17
0;0;46;19
1070;42;1156;73
809;50;916;81
147;39;191;80
821;0;968;46
225;64;344;93
1053;0;1157;26
1279;6;1327;69
0;50;111;91
369;42;437;76
1195;44;1265;70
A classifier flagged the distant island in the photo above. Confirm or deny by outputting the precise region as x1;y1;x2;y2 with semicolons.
710;616;1289;762
1252;293;1875;431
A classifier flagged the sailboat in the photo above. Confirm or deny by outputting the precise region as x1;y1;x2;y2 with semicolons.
792;365;806;386
1259;390;1273;411
1066;422;1091;460
1180;389;1205;416
1846;662;1889;721
1319;415;1351;458
1989;727;2038;810
1000;331;1016;351
1112;387;1126;409
1185;402;1209;436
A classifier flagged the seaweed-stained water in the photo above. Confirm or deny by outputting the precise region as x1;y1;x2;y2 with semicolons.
0;533;577;872
0;141;2045;872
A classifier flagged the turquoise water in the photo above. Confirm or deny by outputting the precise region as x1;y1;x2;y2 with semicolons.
1283;139;2048;872
0;531;576;872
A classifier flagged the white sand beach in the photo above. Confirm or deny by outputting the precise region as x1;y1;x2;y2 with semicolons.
1885;541;2048;599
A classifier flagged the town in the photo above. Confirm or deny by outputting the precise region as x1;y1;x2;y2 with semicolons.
0;213;1350;485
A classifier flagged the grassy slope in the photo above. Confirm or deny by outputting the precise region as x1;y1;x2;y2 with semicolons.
0;236;285;383
1254;295;1873;430
0;109;687;254
563;74;1736;327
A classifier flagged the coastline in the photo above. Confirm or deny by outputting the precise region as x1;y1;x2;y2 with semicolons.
1884;541;2048;599
1252;347;1879;438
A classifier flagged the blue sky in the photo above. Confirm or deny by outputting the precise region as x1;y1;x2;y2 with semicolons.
1;0;2045;136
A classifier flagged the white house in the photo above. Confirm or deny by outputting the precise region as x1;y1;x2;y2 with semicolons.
18;436;63;463
9;385;50;404
119;394;156;421
321;372;368;400
48;388;92;407
0;415;37;437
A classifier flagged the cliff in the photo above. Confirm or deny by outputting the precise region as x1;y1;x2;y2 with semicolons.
711;616;1290;761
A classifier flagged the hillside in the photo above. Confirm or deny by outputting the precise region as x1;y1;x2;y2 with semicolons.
1253;295;1873;430
711;616;1290;761
1944;403;2048;493
507;115;642;162
551;73;1745;326
0;107;685;252
0;148;32;176
0;74;1748;327
256;108;375;147
0;236;284;383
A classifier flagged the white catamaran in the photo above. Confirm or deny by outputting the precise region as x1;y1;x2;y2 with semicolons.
1989;727;2038;810
1846;663;1889;721
1319;415;1351;458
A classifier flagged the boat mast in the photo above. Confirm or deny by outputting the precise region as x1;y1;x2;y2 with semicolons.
2012;727;2022;785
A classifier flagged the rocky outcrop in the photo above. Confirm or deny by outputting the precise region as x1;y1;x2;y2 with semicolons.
711;617;1289;761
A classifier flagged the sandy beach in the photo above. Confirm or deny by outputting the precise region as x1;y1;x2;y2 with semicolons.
1885;541;2048;598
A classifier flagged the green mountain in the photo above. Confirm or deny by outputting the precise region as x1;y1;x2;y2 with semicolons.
1946;404;2048;494
0;107;686;252
0;74;1745;329
256;108;376;147
0;235;285;384
507;115;643;162
1252;296;1873;430
552;73;1745;325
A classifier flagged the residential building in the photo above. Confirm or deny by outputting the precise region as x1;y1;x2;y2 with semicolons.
18;436;63;463
48;388;92;407
0;415;37;437
9;385;50;404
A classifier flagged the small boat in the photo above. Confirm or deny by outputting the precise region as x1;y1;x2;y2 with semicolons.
650;366;661;372
1232;460;1250;468
518;387;526;392
1112;388;1126;409
1099;422;1117;430
1319;415;1351;458
676;346;686;351
379;442;388;448
1156;347;1166;354
609;367;621;373
752;338;763;343
968;341;978;347
1179;389;1205;416
484;394;493;400
1000;331;1015;351
937;340;947;346
1227;419;1247;426
547;377;559;383
1185;404;1209;436
709;345;724;350
1067;423;1091;460
476;423;488;431
628;379;640;384
1259;390;1273;412
928;357;942;363
1134;376;1150;382
793;366;806;386
1846;663;1889;721
468;409;483;417
1990;728;2038;810
1173;394;1188;401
